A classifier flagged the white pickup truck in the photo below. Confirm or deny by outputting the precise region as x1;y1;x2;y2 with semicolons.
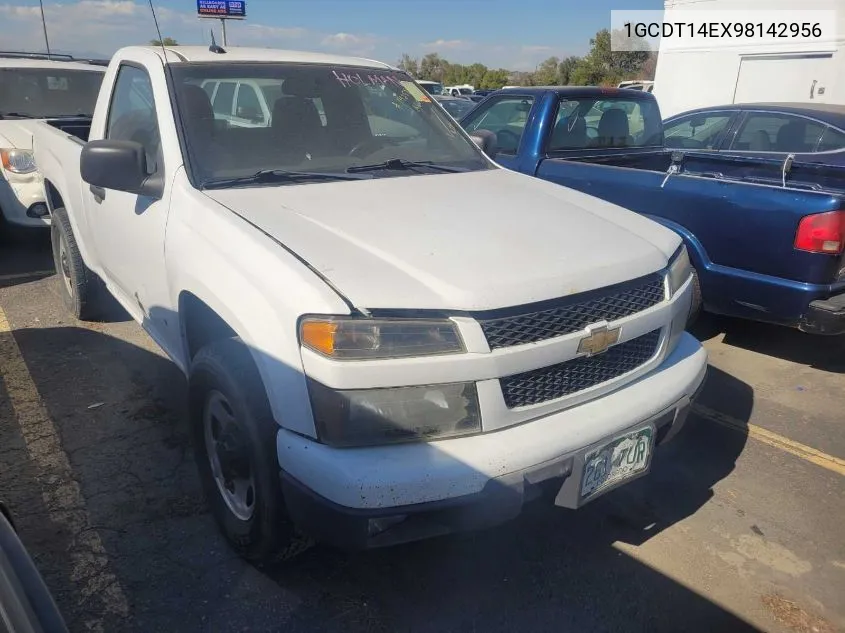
0;53;104;232
32;45;707;562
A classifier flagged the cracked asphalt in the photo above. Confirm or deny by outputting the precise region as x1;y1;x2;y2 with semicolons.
0;234;843;633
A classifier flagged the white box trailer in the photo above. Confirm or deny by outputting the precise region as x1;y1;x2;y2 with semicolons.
653;0;845;118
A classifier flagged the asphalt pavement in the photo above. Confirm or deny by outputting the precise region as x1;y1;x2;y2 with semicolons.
0;234;843;633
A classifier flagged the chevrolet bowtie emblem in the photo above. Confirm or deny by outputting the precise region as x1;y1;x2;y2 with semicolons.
577;324;621;356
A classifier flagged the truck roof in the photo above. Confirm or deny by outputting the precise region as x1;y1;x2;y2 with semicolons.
144;45;394;70
667;102;845;129
0;56;107;72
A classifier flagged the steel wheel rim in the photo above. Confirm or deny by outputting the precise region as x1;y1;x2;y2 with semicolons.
58;234;73;298
203;390;256;521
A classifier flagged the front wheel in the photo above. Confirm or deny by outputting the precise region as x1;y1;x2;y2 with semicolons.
188;337;312;563
50;207;101;320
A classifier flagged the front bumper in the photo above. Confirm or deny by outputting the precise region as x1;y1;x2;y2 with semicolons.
800;291;845;335
278;331;707;549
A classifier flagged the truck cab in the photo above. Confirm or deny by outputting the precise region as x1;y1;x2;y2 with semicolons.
33;46;706;562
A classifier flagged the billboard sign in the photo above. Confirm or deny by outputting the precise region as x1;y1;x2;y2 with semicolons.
197;0;246;18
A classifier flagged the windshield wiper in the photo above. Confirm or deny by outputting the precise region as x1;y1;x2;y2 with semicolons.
201;169;370;190
346;158;466;174
0;112;35;119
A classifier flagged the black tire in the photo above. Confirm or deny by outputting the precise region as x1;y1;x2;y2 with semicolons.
688;267;703;326
188;337;312;564
50;207;100;320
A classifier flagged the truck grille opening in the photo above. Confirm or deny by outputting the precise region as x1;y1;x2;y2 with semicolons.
478;275;665;349
500;329;661;408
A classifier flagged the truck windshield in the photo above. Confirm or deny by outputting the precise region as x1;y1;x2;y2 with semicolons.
169;63;491;187
0;68;104;118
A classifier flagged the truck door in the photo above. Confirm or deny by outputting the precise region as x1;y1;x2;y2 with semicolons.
85;61;176;348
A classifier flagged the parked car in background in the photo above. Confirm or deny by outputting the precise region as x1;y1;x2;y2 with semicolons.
664;103;845;167
0;500;69;632
618;80;654;93
468;89;495;103
444;84;474;97
460;87;845;334
434;94;478;119
34;45;706;562
200;77;289;128
416;79;444;95
0;52;105;233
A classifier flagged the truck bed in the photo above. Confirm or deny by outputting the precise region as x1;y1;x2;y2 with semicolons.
44;117;91;143
562;148;845;194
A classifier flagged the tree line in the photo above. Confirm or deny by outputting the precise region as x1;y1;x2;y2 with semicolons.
398;29;654;90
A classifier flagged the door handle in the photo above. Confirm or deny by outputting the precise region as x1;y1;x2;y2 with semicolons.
89;184;106;203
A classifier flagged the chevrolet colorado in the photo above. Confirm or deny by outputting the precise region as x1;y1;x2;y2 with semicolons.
32;45;707;562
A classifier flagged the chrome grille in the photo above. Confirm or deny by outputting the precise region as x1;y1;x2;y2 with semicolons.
500;329;661;408
478;275;665;349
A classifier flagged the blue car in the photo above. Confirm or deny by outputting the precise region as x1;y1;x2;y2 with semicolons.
664;103;845;165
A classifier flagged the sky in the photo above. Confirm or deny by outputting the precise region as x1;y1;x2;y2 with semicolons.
0;0;664;71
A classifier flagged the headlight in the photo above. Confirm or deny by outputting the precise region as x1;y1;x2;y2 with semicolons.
667;245;692;297
0;149;36;174
300;316;464;360
307;379;481;447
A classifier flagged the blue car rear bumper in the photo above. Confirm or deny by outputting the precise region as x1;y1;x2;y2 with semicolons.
700;264;845;334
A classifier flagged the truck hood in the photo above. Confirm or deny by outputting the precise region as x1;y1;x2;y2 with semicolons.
204;168;680;311
0;120;38;149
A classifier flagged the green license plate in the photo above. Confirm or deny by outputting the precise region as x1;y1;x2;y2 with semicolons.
580;426;654;501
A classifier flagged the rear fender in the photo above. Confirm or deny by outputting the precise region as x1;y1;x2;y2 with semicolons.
34;132;99;271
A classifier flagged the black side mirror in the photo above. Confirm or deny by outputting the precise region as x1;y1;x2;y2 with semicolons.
80;140;162;199
469;129;497;157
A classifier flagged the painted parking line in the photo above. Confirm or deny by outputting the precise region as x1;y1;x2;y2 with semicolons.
0;305;128;631
693;403;845;477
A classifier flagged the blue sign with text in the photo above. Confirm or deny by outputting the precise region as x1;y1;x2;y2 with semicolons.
197;0;246;18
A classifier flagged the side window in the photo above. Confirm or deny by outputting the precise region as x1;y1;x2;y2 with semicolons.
106;64;160;175
547;97;662;150
234;83;265;124
201;81;216;100
212;81;235;116
312;97;327;126
817;126;845;152
664;113;733;150
360;85;418;134
462;96;535;155
730;114;825;153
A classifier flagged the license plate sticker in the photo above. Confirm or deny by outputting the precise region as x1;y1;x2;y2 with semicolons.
580;426;653;501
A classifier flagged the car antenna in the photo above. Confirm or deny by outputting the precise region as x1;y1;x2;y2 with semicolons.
209;30;226;54
38;0;52;58
147;0;169;61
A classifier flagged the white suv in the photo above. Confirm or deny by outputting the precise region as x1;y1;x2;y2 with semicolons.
0;53;104;231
